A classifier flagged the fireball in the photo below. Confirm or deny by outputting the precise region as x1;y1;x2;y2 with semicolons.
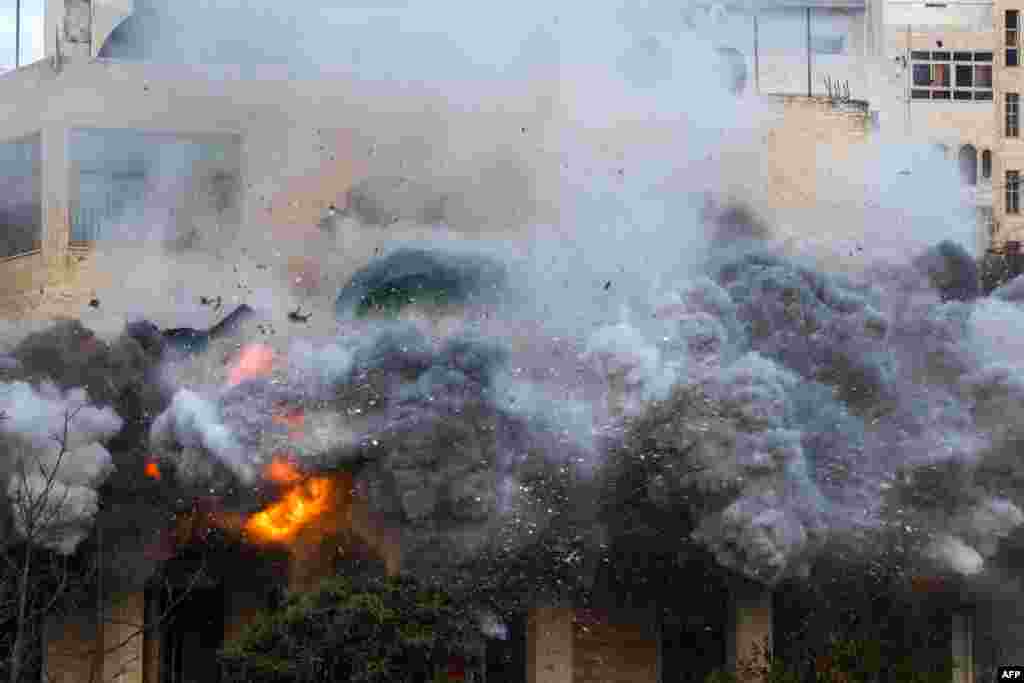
245;475;333;544
144;459;162;481
264;454;304;485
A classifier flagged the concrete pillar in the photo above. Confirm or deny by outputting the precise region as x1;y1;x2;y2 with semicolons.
103;591;146;683
727;581;773;681
40;125;71;284
953;611;975;683
527;606;574;683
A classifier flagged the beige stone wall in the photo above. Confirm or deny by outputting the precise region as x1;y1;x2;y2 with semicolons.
571;608;658;683
994;0;1024;243
45;609;103;683
726;584;773;681
762;95;872;209
527;606;574;683
45;589;149;683
103;591;146;683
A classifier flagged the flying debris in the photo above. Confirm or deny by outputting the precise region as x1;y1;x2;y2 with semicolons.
160;304;255;356
288;307;311;323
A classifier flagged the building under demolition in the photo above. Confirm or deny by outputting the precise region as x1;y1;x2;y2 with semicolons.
0;2;1021;683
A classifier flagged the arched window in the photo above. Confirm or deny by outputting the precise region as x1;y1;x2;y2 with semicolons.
982;149;993;180
959;144;978;186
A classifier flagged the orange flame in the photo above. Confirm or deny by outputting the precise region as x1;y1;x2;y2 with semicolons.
144;460;161;481
227;344;276;386
264;454;304;484
245;476;333;544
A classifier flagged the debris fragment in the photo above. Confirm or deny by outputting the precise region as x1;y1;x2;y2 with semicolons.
88;298;100;308
604;281;612;291
288;307;311;323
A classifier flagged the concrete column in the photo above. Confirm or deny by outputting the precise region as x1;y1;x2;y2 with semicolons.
953;611;975;683
727;581;773;681
40;125;71;284
527;606;574;683
103;591;146;683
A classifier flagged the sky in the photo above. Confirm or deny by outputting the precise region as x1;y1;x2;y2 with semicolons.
0;0;45;71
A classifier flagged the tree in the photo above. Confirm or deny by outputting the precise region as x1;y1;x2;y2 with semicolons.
0;404;92;683
0;401;209;683
219;568;482;683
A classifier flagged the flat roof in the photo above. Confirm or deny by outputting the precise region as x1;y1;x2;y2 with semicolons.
705;0;868;11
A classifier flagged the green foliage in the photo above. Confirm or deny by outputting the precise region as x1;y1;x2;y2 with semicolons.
219;571;480;683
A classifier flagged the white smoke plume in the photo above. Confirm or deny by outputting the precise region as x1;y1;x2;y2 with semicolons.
0;381;122;554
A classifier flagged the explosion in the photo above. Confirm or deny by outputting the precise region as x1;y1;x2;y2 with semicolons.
244;462;334;545
144;459;162;481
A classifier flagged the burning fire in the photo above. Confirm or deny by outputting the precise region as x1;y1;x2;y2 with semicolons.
144;459;161;481
264;454;304;484
227;343;276;386
245;467;333;544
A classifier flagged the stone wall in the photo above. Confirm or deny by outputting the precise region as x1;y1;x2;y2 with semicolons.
762;95;872;209
44;589;148;683
571;608;659;683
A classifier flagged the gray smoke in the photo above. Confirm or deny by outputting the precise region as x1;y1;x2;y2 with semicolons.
0;381;123;554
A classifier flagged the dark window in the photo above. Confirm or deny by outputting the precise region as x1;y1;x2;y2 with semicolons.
976;64;993;88
976;51;994;61
913;64;932;86
912;53;992;102
69;128;242;245
1007;170;1020;214
982;150;992;180
933;51;951;61
1008;93;1019;137
912;50;931;60
954;51;973;61
0;133;42;259
960;145;978;185
956;64;973;87
1008;11;1019;66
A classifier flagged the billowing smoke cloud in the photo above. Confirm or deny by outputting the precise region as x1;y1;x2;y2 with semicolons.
28;0;1003;609
0;382;123;554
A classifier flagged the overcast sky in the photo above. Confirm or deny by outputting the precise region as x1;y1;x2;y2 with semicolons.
0;0;45;72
